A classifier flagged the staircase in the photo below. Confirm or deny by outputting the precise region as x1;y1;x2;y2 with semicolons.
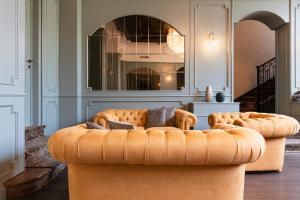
235;58;276;113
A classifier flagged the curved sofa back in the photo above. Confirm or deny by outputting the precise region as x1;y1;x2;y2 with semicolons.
93;108;198;130
48;125;265;166
94;109;148;128
208;112;300;138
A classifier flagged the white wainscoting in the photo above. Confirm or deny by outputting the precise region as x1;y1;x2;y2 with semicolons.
295;3;300;89
42;98;59;135
0;0;25;199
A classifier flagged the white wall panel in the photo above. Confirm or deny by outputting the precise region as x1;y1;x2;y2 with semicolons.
295;4;300;88
42;0;59;96
41;0;59;134
0;0;25;94
43;98;59;135
192;0;232;94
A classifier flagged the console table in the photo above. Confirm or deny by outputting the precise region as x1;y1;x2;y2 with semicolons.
191;102;240;130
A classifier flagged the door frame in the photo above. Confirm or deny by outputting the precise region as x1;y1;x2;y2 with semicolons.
25;0;43;125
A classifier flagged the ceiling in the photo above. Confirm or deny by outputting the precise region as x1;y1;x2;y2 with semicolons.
114;15;172;43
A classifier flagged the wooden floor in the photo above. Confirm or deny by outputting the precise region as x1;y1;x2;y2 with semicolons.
11;153;300;200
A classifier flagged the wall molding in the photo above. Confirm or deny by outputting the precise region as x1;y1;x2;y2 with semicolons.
0;0;20;86
43;99;59;134
294;3;300;89
0;104;20;164
192;0;232;93
42;0;59;95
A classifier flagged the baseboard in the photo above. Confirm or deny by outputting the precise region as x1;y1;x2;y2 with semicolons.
0;186;6;200
285;151;300;154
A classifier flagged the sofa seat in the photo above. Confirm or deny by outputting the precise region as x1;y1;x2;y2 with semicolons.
208;112;300;172
93;108;197;130
48;125;265;200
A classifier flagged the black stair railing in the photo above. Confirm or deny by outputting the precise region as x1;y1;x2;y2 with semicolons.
256;57;276;112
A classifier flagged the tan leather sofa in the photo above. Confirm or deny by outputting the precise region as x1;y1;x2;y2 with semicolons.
93;108;197;130
48;124;265;200
208;112;300;172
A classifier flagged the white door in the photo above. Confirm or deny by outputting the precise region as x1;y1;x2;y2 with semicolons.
0;0;26;198
275;24;290;114
25;0;33;127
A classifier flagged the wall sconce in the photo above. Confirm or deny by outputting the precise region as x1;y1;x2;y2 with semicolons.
208;32;217;49
166;75;172;82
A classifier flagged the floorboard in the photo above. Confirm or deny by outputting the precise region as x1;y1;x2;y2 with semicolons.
10;153;300;200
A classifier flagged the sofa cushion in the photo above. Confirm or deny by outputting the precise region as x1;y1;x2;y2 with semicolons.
86;122;107;130
146;127;180;132
147;107;166;128
108;120;135;130
165;107;176;126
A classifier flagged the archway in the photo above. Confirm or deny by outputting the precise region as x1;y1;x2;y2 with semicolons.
234;11;289;114
127;67;160;90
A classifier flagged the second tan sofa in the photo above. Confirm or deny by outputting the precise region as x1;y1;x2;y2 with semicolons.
208;112;300;172
48;125;265;200
93;108;197;130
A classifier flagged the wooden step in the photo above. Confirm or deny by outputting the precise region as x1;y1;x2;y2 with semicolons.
4;164;65;199
4;168;52;198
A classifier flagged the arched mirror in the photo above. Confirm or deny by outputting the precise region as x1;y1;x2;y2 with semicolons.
88;15;185;91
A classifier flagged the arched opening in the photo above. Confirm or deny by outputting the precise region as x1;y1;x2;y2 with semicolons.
234;11;289;114
127;67;160;90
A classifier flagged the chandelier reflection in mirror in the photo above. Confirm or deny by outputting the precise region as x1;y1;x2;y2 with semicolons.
88;15;185;91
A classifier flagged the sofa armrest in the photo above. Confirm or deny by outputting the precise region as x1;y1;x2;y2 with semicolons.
48;125;265;166
175;109;197;130
234;115;300;138
93;112;115;129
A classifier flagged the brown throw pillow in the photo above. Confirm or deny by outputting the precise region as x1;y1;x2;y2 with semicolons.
108;120;135;130
147;107;166;128
86;122;107;130
165;107;176;126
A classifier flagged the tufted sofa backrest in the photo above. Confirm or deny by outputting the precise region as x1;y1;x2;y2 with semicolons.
208;112;300;138
94;109;148;128
208;112;250;127
48;124;266;166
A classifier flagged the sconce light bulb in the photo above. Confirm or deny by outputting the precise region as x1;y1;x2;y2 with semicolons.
166;75;172;82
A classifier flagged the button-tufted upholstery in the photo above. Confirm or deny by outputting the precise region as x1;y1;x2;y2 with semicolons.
208;112;299;138
93;108;197;130
208;112;300;172
48;124;265;166
48;125;265;200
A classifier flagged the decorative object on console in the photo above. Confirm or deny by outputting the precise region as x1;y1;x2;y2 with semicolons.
292;90;300;101
147;107;167;128
205;85;213;102
108;120;135;130
86;122;107;130
216;92;225;102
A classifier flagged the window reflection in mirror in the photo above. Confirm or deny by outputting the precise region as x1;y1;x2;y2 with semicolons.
88;15;185;91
